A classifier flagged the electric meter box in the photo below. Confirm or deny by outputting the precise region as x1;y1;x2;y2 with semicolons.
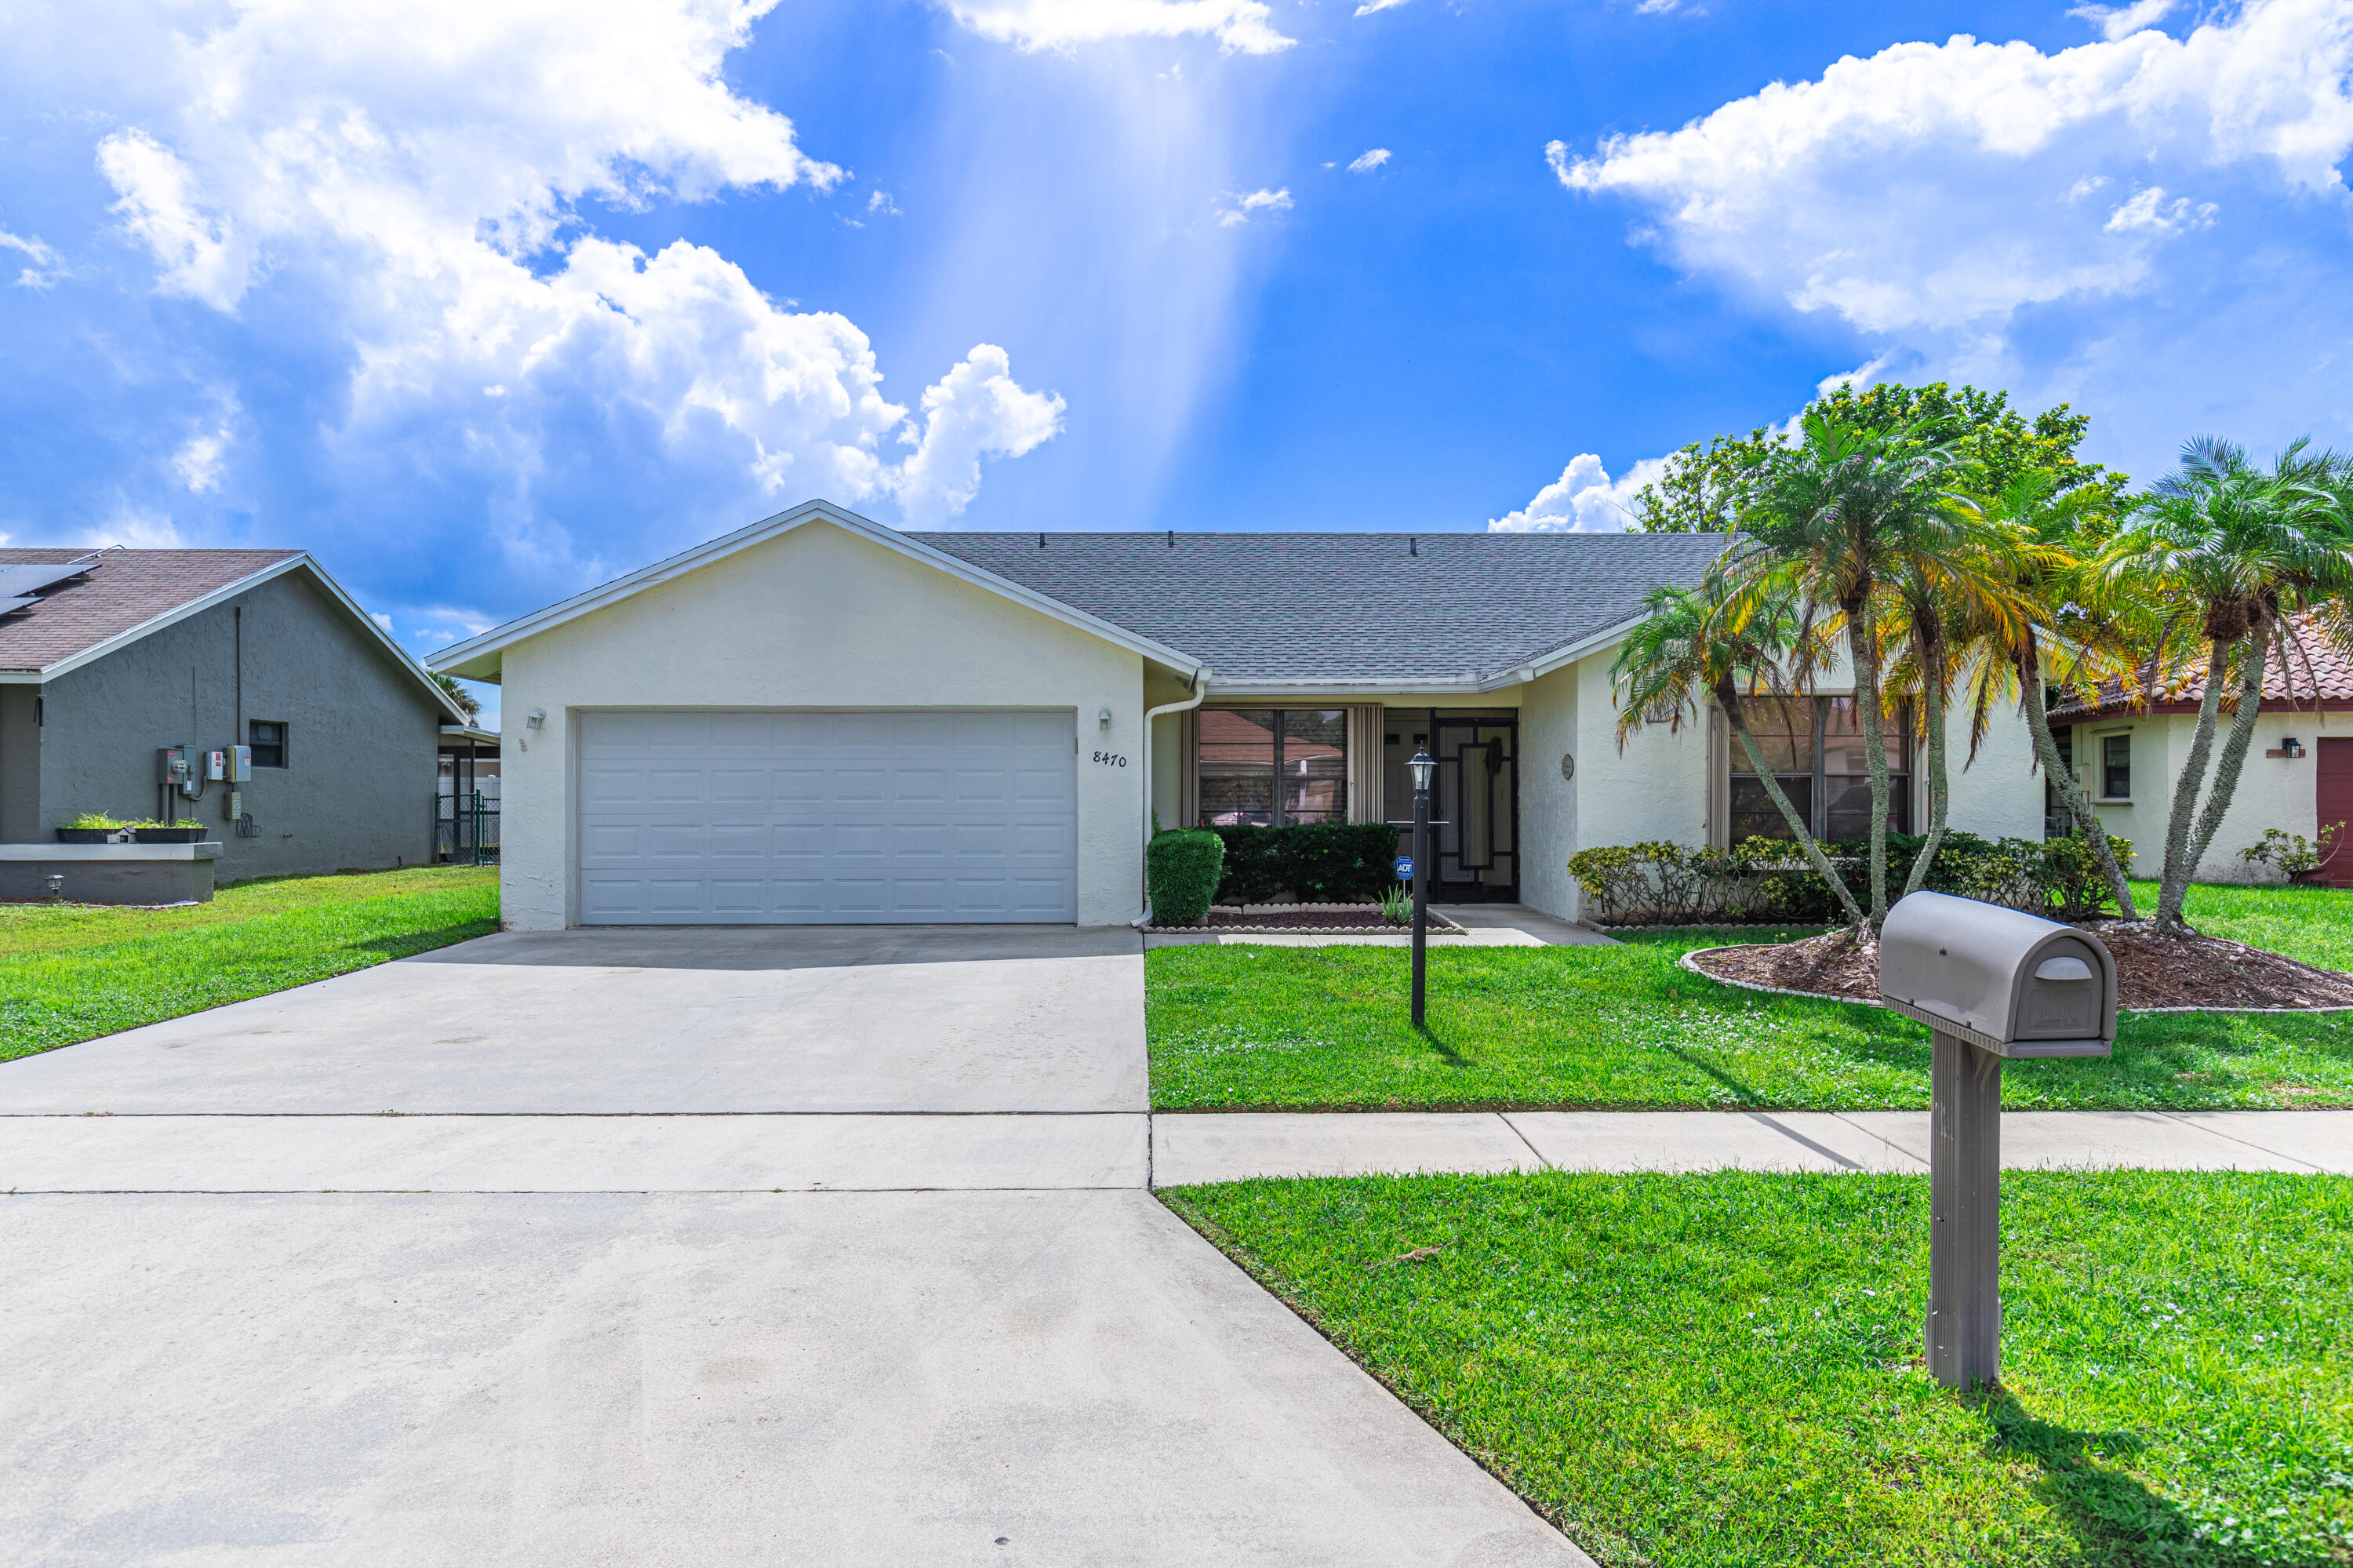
205;749;227;781
229;745;253;783
157;746;190;785
1878;890;2118;1058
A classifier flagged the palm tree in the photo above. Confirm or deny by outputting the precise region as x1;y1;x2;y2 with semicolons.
433;672;482;724
2104;438;2353;931
1611;576;1868;929
1953;471;2140;918
1728;414;1970;925
1875;502;2049;898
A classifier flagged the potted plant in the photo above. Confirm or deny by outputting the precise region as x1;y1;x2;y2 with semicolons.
56;812;131;844
132;818;211;844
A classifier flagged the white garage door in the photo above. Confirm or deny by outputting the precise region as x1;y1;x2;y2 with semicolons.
576;710;1078;925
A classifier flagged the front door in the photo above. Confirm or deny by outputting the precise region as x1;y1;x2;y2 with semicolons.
1433;717;1518;901
2320;739;2353;888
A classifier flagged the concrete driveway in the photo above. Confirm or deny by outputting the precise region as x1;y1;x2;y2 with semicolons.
1;926;1586;1566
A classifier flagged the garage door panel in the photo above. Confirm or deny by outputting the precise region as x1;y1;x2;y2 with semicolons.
578;709;1078;925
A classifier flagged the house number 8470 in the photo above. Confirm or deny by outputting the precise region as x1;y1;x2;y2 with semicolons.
1092;750;1129;767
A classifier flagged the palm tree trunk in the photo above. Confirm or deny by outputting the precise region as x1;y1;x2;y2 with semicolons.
2020;633;2137;919
1848;617;1893;925
1903;658;1949;898
2157;638;2231;932
2181;619;2272;908
1723;700;1869;929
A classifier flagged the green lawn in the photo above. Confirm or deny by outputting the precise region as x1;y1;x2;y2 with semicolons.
1147;882;2353;1111
1167;1169;2353;1568
1;865;499;1060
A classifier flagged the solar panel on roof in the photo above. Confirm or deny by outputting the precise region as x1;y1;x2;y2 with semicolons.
0;562;96;599
0;596;34;615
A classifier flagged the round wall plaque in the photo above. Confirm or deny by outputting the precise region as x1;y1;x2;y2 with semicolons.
1560;752;1576;781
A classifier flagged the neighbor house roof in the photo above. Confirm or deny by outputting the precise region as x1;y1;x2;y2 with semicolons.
916;529;1735;688
2050;610;2353;719
0;548;302;674
0;547;467;722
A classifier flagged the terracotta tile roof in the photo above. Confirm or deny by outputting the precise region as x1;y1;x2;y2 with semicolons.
2051;609;2353;716
0;548;304;673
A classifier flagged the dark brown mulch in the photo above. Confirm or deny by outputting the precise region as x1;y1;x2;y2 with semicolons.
1152;906;1461;933
1687;924;2353;1011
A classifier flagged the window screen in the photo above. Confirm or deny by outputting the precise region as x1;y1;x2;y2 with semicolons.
249;720;288;769
1729;697;1910;842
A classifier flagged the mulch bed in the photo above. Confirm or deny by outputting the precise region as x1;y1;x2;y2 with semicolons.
1148;904;1467;935
1687;923;2353;1011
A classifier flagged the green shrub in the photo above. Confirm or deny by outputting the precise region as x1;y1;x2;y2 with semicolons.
1147;829;1225;922
1569;831;2135;925
62;812;128;830
1208;823;1403;904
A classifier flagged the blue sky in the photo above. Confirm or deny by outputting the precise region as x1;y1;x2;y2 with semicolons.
4;0;2351;724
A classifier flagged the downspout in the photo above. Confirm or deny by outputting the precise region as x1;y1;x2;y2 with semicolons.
1133;666;1211;926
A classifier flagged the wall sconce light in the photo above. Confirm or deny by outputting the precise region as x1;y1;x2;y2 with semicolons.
1097;708;1113;731
526;708;547;730
2268;737;2306;759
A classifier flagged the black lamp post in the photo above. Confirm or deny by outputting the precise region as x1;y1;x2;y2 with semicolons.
1408;748;1435;1026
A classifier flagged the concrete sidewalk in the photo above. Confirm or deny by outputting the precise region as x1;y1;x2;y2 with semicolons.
1151;1108;2353;1185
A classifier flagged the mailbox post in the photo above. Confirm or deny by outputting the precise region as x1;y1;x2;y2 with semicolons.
1878;891;2119;1389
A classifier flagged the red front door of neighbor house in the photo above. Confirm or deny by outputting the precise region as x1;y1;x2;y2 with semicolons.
2319;739;2353;887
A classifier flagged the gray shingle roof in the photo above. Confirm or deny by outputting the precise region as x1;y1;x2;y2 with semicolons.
913;531;1735;684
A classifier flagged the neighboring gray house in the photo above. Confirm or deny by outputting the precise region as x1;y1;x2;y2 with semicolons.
0;548;464;900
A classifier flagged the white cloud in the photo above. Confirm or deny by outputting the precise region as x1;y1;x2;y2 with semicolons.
1486;453;1667;533
1347;147;1391;173
1554;0;2353;334
867;190;904;216
1218;185;1293;224
0;227;64;289
2103;184;2217;232
1554;0;2353;478
81;508;187;549
891;344;1067;526
370;611;395;634
2068;0;2178;41
86;0;1060;567
1354;0;1413;15
941;0;1293;54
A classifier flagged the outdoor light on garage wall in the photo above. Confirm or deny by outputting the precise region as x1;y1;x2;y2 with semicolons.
526;708;546;729
1098;708;1112;731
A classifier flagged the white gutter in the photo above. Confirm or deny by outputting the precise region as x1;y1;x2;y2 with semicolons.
1135;666;1212;922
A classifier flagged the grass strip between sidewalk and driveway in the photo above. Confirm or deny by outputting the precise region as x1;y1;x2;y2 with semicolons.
1165;1168;2353;1568
1147;882;2353;1112
1;865;498;1061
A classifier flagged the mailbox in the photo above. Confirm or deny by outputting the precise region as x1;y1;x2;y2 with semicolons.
1878;890;2122;1391
1879;890;2116;1058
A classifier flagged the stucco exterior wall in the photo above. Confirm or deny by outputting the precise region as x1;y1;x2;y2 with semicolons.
493;521;1149;930
25;571;442;879
2078;711;2344;882
1573;650;1713;858
1516;664;1580;920
1942;697;2045;842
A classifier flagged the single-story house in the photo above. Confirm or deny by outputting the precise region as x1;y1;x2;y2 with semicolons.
431;500;2051;930
0;548;467;902
2050;611;2353;886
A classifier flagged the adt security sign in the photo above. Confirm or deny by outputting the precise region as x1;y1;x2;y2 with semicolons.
1393;855;1413;881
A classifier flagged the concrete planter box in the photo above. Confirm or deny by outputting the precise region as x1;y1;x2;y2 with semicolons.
55;828;128;844
1;842;222;904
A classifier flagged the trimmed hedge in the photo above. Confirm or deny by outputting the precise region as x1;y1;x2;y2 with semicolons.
1568;829;2134;926
1209;822;1403;904
1147;829;1227;922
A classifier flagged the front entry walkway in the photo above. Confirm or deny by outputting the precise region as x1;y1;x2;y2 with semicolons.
0;926;1586;1566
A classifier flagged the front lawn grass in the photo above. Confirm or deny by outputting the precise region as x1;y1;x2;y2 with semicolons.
0;865;498;1060
1166;1168;2353;1568
1147;882;2353;1111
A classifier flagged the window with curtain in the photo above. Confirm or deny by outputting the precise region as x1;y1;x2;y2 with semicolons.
1196;708;1347;826
1728;697;1910;842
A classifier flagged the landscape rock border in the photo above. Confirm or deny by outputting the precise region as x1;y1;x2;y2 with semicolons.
1677;946;2353;1017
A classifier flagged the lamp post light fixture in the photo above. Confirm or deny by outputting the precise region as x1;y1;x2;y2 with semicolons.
1408;748;1435;1026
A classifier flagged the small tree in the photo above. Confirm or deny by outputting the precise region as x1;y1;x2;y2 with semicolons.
434;672;482;724
1610;575;1867;929
1729;414;1971;926
2104;438;2353;932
